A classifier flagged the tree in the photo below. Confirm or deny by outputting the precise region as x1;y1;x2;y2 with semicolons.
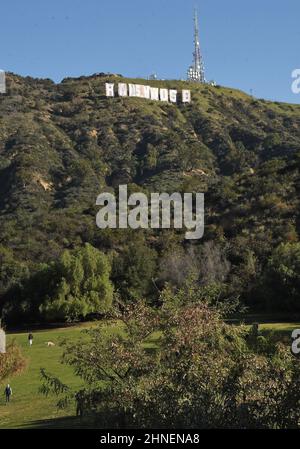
0;246;29;296
112;236;157;301
40;244;113;321
262;242;300;311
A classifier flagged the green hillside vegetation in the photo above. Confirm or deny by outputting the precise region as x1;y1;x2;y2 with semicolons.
0;73;299;323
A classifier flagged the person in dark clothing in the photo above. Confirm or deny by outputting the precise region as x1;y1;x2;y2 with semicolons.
4;384;12;403
75;391;84;418
28;333;33;346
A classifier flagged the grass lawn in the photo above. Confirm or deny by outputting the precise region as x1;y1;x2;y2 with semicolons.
260;322;300;333
0;318;299;429
0;323;99;429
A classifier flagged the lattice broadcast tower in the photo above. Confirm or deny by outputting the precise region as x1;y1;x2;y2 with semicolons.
187;9;206;83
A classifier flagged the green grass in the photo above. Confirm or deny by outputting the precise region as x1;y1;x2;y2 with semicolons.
0;323;97;429
1;318;300;429
260;322;300;333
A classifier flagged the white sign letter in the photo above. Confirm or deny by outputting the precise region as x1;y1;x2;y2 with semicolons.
150;87;159;101
160;88;169;102
169;89;177;103
118;83;128;97
128;84;137;97
182;89;191;103
144;85;151;99
105;83;115;97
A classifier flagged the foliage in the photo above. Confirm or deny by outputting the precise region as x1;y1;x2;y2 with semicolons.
2;244;113;324
0;342;26;381
112;235;157;301
40;244;114;321
40;282;300;429
261;242;300;311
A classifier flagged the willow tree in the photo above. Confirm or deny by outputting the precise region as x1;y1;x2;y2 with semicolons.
40;243;113;321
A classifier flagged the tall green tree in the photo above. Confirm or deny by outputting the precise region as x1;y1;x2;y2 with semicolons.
112;237;157;301
40;244;113;321
262;242;300;311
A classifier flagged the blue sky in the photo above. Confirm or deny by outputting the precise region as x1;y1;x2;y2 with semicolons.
1;0;300;103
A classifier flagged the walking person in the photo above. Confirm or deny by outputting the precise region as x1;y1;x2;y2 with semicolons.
75;391;84;419
28;332;33;347
4;384;12;403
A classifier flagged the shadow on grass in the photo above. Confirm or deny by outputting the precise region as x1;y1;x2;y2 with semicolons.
25;413;139;430
22;416;98;429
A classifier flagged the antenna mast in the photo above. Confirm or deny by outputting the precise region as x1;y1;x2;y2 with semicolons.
187;8;205;83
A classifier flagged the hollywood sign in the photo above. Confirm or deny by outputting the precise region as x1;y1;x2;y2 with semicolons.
105;82;191;104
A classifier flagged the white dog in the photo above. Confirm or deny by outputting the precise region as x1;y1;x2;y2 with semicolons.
47;341;55;347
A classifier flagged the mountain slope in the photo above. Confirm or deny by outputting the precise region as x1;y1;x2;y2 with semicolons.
0;73;299;319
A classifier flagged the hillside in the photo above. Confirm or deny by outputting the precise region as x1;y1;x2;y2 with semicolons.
0;72;299;322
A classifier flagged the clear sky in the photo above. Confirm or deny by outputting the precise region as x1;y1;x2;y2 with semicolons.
1;0;300;103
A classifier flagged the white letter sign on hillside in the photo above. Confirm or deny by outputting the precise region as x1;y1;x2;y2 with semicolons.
140;85;150;99
150;87;159;101
105;83;191;104
128;83;136;97
118;83;128;97
160;88;169;102
182;89;191;103
169;89;177;103
135;84;142;97
106;83;115;97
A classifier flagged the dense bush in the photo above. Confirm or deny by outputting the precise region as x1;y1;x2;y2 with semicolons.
0;343;26;381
